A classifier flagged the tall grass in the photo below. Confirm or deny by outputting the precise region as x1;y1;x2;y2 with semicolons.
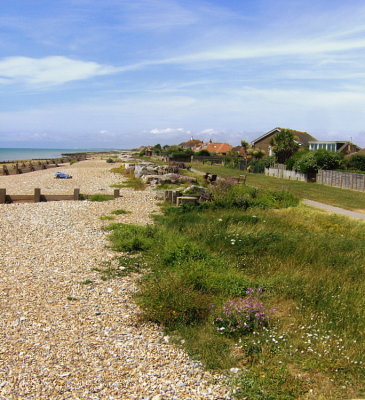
191;162;365;211
106;184;365;399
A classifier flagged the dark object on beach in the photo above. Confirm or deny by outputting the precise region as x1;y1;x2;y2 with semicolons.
204;173;217;184
55;172;72;179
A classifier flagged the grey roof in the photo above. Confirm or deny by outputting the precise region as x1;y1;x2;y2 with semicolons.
252;127;317;146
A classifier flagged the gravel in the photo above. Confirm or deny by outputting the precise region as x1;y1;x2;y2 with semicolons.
0;159;230;400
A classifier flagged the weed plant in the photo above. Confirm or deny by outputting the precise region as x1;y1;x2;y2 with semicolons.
106;183;365;399
111;209;131;215
89;194;114;202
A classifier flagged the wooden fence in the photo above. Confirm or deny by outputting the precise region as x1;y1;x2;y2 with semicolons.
0;188;120;204
191;155;225;164
265;167;308;182
317;170;365;192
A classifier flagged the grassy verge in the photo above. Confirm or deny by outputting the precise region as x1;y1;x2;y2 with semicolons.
105;183;365;399
110;165;146;190
191;162;365;211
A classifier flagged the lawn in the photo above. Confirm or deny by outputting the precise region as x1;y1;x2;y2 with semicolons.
191;162;365;212
105;182;365;400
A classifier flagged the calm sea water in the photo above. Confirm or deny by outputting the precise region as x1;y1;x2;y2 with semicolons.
0;148;114;162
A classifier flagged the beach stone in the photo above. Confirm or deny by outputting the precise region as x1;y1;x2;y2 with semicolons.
0;157;231;400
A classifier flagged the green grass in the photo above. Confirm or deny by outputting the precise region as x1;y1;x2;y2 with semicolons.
106;183;365;400
80;279;94;285
93;255;145;280
89;194;114;202
111;165;146;190
99;215;115;220
191;162;365;211
111;209;131;215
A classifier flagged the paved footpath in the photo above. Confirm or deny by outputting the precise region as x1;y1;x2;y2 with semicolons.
303;199;365;221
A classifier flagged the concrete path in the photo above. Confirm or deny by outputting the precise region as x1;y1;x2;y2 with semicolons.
303;199;365;221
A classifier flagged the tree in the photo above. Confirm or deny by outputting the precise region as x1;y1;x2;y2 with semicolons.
240;140;250;153
270;129;300;163
153;143;162;154
247;147;266;160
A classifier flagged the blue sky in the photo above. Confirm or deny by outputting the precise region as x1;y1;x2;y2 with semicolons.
1;0;365;148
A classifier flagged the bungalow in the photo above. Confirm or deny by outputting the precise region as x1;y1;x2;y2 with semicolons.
203;142;233;155
179;138;203;150
252;127;317;156
308;141;359;155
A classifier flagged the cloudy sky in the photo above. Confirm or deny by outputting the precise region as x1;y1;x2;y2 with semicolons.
1;0;365;148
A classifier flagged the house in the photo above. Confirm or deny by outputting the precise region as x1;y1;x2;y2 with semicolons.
252;127;317;156
179;139;203;150
308;141;359;155
203;142;233;155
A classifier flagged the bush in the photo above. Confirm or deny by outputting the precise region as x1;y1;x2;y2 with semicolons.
106;158;115;163
248;157;274;173
285;150;309;171
347;155;365;171
197;149;210;156
294;149;342;173
209;183;299;210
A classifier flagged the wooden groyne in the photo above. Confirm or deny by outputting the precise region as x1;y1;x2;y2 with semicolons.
0;154;87;176
0;188;120;204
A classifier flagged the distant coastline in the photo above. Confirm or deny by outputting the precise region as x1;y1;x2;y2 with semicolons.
0;148;116;162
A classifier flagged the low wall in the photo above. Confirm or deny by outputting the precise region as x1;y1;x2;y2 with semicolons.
317;170;365;192
265;168;308;182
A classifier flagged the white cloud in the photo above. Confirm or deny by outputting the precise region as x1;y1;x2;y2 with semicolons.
199;128;217;135
0;56;119;86
150;127;191;135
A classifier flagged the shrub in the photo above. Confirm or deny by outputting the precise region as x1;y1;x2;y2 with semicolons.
197;149;210;156
285;150;309;170
294;149;342;173
209;183;299;210
89;194;114;202
106;158;115;163
214;288;269;336
247;157;274;173
347;154;365;171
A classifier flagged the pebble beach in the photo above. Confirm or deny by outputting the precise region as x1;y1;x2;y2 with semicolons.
0;159;230;400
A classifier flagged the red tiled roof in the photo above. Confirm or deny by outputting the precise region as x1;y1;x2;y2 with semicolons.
205;143;233;154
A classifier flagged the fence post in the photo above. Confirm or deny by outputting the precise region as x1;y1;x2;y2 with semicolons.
34;188;41;203
114;189;120;198
0;188;6;204
73;188;80;200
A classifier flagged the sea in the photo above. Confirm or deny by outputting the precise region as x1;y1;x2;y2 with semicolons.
0;148;115;162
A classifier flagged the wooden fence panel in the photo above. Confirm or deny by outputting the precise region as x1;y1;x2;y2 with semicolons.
317;170;365;192
265;168;308;181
